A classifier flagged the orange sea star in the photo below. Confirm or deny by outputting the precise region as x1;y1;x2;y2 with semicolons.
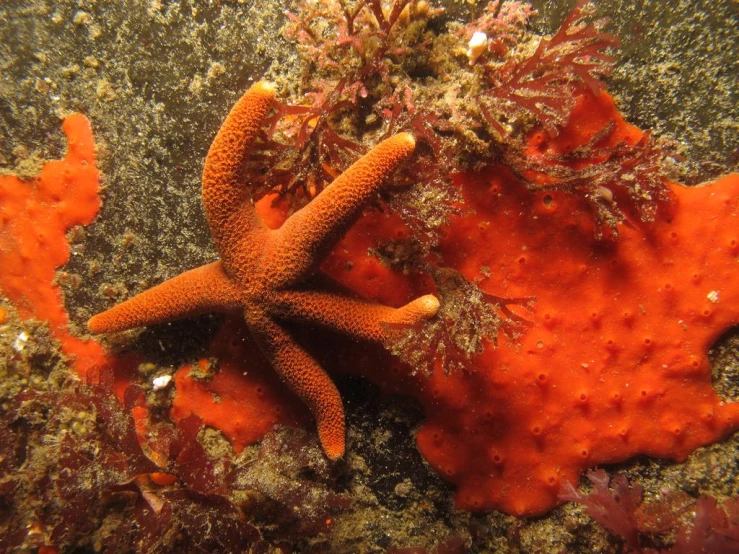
88;81;440;459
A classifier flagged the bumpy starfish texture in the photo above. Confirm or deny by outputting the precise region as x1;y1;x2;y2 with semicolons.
88;81;440;459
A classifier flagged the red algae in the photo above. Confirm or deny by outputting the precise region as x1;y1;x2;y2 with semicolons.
0;115;109;378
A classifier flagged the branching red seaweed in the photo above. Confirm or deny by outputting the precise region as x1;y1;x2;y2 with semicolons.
478;0;618;137
383;267;534;375
561;470;739;553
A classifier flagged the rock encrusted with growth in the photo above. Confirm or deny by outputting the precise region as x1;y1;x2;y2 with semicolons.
1;0;737;543
561;469;739;553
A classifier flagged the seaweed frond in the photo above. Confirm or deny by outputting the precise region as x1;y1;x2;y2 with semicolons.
507;122;672;238
478;0;619;138
384;267;534;376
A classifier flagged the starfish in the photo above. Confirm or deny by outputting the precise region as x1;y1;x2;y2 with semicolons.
88;81;440;459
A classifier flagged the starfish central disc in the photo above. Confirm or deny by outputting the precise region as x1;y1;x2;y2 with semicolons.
88;81;440;459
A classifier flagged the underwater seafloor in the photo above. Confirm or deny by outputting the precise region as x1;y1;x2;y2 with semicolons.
1;0;738;553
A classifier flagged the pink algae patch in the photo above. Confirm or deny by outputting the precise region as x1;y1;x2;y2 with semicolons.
0;114;110;378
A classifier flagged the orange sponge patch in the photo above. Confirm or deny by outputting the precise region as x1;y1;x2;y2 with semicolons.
410;170;739;516
170;317;309;453
0;115;108;377
318;91;739;515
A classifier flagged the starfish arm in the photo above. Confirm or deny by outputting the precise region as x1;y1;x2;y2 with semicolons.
270;290;440;342
247;310;345;460
88;262;240;334
264;133;416;287
202;81;275;265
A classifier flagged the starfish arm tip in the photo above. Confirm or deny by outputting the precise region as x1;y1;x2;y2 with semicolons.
405;294;441;321
383;294;440;327
87;310;130;335
318;412;346;459
86;309;133;335
419;294;441;316
323;440;345;461
396;131;416;149
253;80;277;97
87;315;103;334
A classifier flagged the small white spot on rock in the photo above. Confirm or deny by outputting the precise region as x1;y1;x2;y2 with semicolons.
13;331;29;352
595;186;614;203
152;374;172;391
467;31;488;66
